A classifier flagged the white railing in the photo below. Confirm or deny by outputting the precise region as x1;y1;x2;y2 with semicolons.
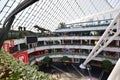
26;45;120;54
54;26;108;32
13;36;120;45
29;52;118;65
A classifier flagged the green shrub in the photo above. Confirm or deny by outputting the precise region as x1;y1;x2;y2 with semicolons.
0;50;54;80
102;60;112;71
43;56;52;64
61;56;69;62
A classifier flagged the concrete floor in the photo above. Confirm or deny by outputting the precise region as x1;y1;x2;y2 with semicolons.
38;62;110;80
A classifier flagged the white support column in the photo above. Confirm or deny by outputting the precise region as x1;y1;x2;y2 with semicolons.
44;41;46;45
59;40;61;45
53;40;55;45
72;58;74;63
79;49;81;53
53;48;55;53
116;40;119;46
28;44;30;49
33;43;37;48
80;40;82;45
35;43;37;47
18;44;21;51
32;43;34;48
108;58;120;80
61;40;64;44
89;40;91;45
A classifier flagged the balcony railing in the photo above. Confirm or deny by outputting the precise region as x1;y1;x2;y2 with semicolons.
10;43;120;54
29;52;118;65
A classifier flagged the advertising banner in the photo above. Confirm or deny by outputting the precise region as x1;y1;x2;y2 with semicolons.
2;43;10;53
13;51;28;64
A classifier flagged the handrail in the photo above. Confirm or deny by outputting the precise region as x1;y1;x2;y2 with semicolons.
11;44;120;54
11;36;120;45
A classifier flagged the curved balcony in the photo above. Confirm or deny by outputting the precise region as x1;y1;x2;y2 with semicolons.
29;52;118;65
26;45;120;54
54;26;109;32
13;36;120;45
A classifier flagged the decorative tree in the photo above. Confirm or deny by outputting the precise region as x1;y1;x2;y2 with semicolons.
102;60;112;71
43;56;52;67
99;60;112;80
61;56;69;65
58;22;66;29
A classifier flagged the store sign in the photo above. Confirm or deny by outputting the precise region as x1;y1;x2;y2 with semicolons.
35;51;40;56
2;40;14;53
2;43;10;53
13;51;28;64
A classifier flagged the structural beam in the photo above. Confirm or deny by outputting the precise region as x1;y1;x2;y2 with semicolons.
108;58;120;80
80;9;120;69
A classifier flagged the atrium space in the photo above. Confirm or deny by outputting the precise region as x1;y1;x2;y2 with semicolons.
0;0;120;80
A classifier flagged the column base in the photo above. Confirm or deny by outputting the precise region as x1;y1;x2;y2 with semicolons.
79;64;86;69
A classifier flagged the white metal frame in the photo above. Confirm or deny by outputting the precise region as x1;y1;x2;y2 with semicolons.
108;58;120;80
80;9;120;69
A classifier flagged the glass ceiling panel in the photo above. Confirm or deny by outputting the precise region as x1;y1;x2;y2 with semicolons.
0;0;120;32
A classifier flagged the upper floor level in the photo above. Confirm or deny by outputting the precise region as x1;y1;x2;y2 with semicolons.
55;19;113;33
3;35;120;54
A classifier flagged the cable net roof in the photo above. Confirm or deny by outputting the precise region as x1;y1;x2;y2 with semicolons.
0;0;120;32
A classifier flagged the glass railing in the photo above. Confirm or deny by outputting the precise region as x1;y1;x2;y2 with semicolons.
57;19;112;30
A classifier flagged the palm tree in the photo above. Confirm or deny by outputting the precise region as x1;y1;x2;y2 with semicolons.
99;60;112;80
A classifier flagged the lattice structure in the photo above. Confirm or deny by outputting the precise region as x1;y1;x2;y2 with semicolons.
1;0;120;32
80;10;120;69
